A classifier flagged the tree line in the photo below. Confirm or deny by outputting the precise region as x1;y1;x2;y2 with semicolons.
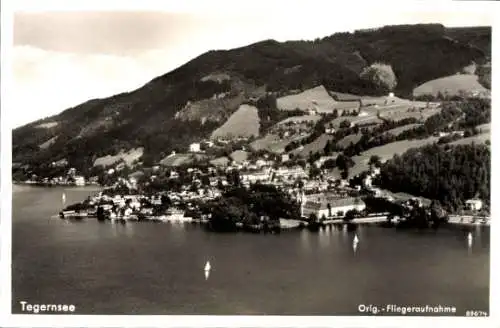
199;183;300;232
375;143;490;212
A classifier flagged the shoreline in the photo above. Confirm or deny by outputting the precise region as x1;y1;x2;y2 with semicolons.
54;212;490;231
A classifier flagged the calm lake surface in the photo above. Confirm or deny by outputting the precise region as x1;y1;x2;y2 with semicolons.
12;186;490;315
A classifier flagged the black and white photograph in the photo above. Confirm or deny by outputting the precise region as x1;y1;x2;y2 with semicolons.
0;0;497;326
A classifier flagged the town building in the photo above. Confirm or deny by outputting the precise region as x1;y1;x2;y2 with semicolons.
314;155;338;169
74;176;85;186
465;199;483;211
301;194;366;219
241;169;272;184
308;108;318;116
325;127;336;135
129;177;138;189
274;166;307;180
189;143;201;153
370;167;381;177
363;175;373;188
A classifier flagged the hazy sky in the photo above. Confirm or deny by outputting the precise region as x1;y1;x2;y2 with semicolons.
8;5;493;128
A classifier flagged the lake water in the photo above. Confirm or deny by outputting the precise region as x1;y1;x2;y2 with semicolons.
11;186;490;315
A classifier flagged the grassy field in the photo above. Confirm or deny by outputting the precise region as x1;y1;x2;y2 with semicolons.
378;189;432;206
329;91;362;101
325;100;431;129
39;136;58;149
277;85;360;113
211;104;260;139
449;133;490;146
93;147;144;167
337;133;363;149
380;107;441;122
476;123;490;133
413;74;489;97
383;123;422;136
277;85;338;112
250;134;303;154
229;150;249;163
36;122;59;129
210;156;230;167
360;95;411;107
327;115;384;128
349;137;440;177
276;115;321;125
200;73;231;82
290;133;335;157
159;153;207;167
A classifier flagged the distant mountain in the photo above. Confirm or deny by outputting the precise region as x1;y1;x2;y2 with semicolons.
13;24;491;176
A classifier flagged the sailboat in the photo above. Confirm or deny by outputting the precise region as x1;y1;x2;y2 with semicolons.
353;234;359;245
62;192;66;205
352;234;359;252
467;232;473;245
204;261;211;280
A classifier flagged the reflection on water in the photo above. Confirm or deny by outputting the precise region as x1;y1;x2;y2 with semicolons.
353;242;358;254
12;187;490;315
318;227;331;249
300;229;311;253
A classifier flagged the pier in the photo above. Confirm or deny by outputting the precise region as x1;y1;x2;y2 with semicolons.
448;215;490;226
319;215;389;225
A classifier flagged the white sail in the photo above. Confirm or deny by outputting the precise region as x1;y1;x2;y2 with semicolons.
62;192;66;204
353;234;359;244
204;261;211;280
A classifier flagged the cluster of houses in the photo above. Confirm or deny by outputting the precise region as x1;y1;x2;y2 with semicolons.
300;193;367;220
24;167;89;186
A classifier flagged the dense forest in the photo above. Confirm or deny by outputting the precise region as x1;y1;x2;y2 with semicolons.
199;184;300;232
375;143;490;211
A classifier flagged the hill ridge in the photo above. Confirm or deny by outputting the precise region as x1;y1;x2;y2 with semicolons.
12;23;491;177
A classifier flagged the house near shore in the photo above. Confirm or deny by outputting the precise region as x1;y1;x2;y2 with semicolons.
300;194;366;219
465;199;483;211
189;143;201;153
74;176;85;186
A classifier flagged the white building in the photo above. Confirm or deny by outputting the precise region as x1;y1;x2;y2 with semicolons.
325;127;336;135
363;175;373;188
308;108;318;116
371;167;381;177
74;176;85;186
314;155;337;169
129;177;138;189
301;195;366;219
241;170;272;184
465;199;483;211
189;143;201;153
274;166;307;180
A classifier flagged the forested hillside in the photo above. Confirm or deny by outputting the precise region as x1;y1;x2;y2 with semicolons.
12;24;490;176
376;143;490;211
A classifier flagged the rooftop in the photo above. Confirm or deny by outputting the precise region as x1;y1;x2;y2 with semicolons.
303;196;365;210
